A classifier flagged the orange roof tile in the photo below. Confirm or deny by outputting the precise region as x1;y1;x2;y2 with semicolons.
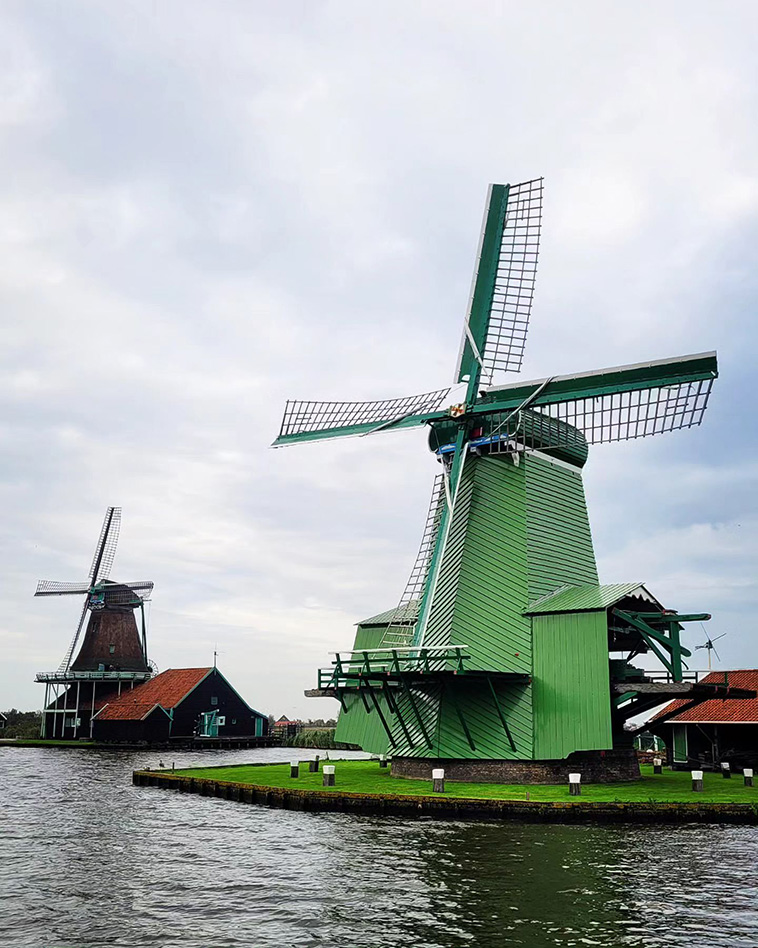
653;670;758;725
95;667;211;721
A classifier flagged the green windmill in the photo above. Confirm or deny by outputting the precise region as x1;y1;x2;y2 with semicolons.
274;179;742;782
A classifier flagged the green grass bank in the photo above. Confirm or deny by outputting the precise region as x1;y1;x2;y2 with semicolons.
174;760;755;804
133;760;758;824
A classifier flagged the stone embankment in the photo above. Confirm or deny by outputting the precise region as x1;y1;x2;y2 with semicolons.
132;769;758;825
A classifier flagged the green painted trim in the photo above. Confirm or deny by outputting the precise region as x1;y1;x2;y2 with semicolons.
413;426;468;647
458;183;511;398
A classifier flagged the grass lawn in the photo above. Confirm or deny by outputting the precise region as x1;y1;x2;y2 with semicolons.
175;760;758;805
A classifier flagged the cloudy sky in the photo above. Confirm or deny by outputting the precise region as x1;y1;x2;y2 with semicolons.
2;1;757;718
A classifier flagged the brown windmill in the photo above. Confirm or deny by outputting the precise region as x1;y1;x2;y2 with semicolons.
35;507;155;739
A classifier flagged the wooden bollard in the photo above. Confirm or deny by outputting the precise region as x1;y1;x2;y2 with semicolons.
432;768;445;793
379;754;388;768
323;765;335;787
309;756;320;773
744;768;754;787
721;762;731;779
290;760;299;779
568;773;581;796
653;758;662;775
692;770;704;792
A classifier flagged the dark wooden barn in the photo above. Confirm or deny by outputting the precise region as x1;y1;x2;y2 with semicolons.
91;666;268;743
652;669;758;770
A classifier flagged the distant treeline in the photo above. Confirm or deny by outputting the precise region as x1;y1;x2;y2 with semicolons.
281;728;339;749
2;710;42;739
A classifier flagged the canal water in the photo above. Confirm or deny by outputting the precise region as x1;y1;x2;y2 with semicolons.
2;746;757;948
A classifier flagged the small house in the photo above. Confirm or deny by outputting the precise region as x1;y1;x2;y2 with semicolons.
273;715;301;738
651;669;758;770
92;666;268;743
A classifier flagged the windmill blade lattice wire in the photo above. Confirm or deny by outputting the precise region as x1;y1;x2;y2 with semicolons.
480;177;543;383
380;473;447;648
57;600;90;674
277;388;451;441
484;378;714;453
88;507;121;584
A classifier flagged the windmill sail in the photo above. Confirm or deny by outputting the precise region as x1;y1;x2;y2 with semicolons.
476;352;717;451
88;507;121;584
455;178;543;388
274;387;451;446
57;600;89;674
379;473;447;648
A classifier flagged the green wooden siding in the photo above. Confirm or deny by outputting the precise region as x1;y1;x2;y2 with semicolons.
424;455;531;674
532;611;612;759
525;454;598;602
333;623;391;753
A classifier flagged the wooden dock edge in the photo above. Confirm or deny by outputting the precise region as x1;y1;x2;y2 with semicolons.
132;771;758;825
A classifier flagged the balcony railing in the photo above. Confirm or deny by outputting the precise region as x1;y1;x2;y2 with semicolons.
316;646;471;690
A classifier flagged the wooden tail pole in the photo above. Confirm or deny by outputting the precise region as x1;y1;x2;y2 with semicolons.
432;768;445;793
323;765;335;787
744;768;754;787
569;773;581;796
692;770;704;792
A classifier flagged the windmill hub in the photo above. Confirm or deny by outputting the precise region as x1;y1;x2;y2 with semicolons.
275;178;723;783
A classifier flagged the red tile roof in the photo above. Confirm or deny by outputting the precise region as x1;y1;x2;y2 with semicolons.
95;667;211;722
653;670;758;724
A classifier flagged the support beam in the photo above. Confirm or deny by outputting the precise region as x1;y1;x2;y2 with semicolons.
443;682;476;751
487;676;516;752
368;688;397;748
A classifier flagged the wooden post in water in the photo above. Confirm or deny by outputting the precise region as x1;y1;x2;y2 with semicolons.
323;765;335;787
432;768;445;793
721;762;731;779
744;768;754;787
692;770;704;792
309;756;320;773
290;760;299;779
569;773;581;796
653;758;662;775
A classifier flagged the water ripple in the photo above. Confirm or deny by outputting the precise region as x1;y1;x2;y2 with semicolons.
2;747;758;947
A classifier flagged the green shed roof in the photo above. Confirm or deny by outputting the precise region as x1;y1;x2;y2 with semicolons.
525;583;658;615
358;602;419;627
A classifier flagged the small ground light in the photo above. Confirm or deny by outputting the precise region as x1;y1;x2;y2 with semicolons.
744;768;754;787
323;765;335;787
290;760;299;778
721;762;731;779
692;770;704;792
569;773;581;796
653;758;662;775
432;768;445;793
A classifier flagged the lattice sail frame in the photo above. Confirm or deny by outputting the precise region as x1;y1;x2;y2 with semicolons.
480;177;542;383
89;507;121;583
483;378;714;454
278;388;451;441
379;472;447;648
